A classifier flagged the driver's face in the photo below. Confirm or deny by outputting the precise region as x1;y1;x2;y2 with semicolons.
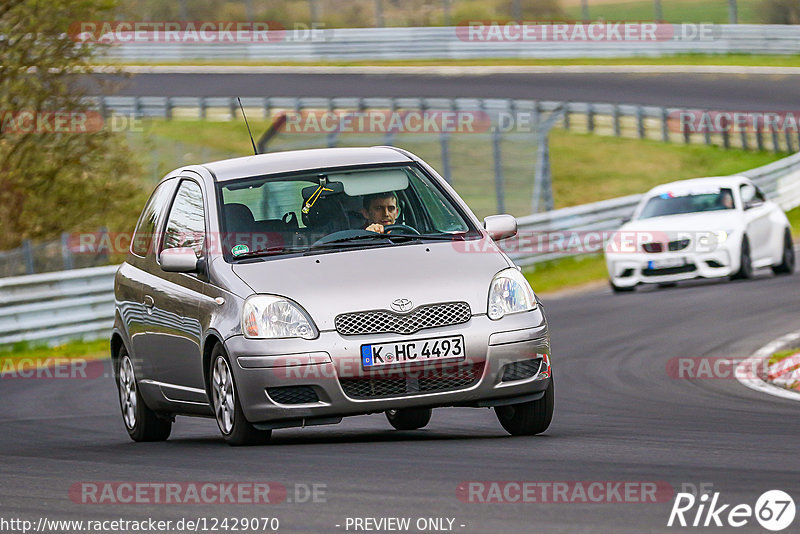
362;197;398;226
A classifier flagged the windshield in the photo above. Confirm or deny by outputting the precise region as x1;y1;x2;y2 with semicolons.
637;187;735;220
216;164;478;260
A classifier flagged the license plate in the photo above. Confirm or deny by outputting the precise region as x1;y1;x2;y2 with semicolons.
361;335;465;368
649;257;686;269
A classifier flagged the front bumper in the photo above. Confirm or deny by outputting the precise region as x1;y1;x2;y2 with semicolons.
224;311;551;425
606;247;736;287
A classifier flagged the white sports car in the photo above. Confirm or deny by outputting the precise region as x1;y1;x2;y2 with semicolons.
605;177;794;292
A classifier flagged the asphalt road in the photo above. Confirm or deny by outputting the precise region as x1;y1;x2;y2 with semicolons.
87;71;800;110
2;270;799;533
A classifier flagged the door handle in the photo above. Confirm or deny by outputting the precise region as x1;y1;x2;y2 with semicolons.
143;295;155;314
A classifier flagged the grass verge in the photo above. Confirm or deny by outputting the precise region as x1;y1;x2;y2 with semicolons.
767;348;800;367
0;339;109;364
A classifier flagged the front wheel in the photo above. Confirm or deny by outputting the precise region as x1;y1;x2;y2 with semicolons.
386;408;432;430
731;236;753;280
116;349;172;442
772;229;795;275
495;378;554;436
610;280;635;293
210;344;272;446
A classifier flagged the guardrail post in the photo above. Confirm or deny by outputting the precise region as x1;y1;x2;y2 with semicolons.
134;96;143;119
587;103;595;133
661;108;669;142
785;127;794;153
771;124;780;153
99;96;108;120
61;233;74;270
326;98;338;148
385;98;397;145
755;126;764;151
165;96;173;120
721;115;730;150
612;105;621;137
703;121;711;146
263;97;271;119
562;102;570;130
229;97;237;120
682;117;691;145
740;127;748;150
199;97;207;119
636;106;645;139
492;128;505;214
22;239;34;275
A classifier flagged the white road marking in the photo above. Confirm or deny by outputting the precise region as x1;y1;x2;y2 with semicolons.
735;330;800;402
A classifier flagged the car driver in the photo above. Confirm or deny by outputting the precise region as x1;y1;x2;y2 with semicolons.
362;192;399;233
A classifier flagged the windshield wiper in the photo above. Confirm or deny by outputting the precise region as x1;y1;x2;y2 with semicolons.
231;246;305;260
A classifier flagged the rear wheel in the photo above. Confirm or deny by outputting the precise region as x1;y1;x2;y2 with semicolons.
731;236;753;280
495;378;554;436
116;348;171;442
772;229;795;275
385;408;432;430
210;344;272;446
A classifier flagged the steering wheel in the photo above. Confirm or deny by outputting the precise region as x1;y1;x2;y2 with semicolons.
383;224;420;235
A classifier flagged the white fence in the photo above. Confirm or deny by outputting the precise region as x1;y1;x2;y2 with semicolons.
103;25;800;61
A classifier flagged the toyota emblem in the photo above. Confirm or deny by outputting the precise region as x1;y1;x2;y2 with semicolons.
391;298;413;312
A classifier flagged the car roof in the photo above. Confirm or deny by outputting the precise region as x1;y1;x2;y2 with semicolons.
198;146;413;182
644;176;749;196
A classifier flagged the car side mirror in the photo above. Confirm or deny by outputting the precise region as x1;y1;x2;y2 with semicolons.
160;247;200;273
484;214;517;240
621;216;631;224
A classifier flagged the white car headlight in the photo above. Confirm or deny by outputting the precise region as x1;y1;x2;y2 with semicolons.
488;267;538;320
241;295;318;340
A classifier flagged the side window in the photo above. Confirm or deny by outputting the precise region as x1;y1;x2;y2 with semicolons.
162;180;206;258
131;181;174;257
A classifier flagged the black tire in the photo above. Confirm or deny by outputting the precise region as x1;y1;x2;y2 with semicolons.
731;236;753;280
772;229;795;275
116;348;172;442
210;344;272;446
610;280;635;293
385;408;432;430
495;377;554;436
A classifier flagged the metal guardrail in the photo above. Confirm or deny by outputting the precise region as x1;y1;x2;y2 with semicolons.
104;25;800;61
0;265;117;346
96;95;800;154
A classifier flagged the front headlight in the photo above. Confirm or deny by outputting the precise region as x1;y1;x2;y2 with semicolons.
241;295;318;340
487;267;538;320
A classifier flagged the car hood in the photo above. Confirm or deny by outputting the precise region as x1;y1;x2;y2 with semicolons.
621;211;742;234
230;239;512;331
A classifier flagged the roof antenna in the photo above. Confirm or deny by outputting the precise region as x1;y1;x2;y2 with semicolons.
237;97;259;155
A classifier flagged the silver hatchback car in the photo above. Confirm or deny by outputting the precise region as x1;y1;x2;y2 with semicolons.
112;147;553;445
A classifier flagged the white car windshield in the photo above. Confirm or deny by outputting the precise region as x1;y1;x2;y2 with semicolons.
638;187;735;219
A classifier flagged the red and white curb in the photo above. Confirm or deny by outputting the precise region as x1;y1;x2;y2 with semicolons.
736;330;800;402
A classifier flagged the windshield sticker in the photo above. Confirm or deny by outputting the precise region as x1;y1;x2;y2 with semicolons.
660;187;721;199
231;244;250;256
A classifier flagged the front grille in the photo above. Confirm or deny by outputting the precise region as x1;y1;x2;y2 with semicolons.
642;264;697;276
267;386;319;404
642;242;663;253
668;239;690;251
501;359;542;382
335;302;471;336
338;363;483;399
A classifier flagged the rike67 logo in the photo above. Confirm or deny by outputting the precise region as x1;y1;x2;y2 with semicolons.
668;490;796;531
